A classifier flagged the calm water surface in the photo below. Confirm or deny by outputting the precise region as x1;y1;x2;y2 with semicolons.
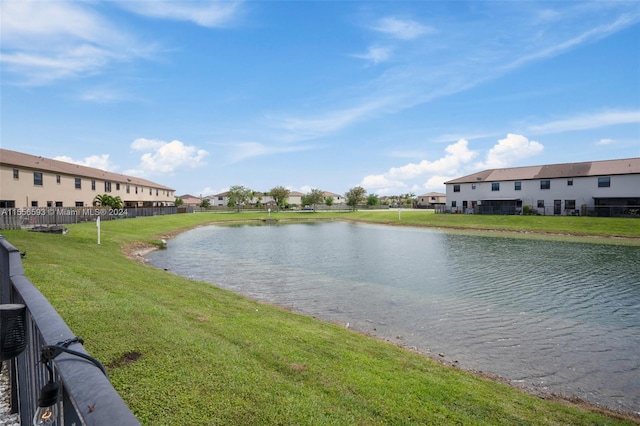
148;222;640;413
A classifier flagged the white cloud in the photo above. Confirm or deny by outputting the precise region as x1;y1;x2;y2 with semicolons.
372;17;433;40
360;139;476;194
130;138;208;174
55;154;114;171
529;110;640;134
117;0;242;27
360;135;545;195
352;46;392;64
596;138;615;145
475;134;543;169
0;1;153;85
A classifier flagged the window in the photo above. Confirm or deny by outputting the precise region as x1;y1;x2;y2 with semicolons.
491;182;500;191
126;185;130;194
156;189;159;196
514;181;521;191
453;184;460;192
31;201;38;207
451;201;457;208
540;180;550;190
471;183;476;190
91;180;96;191
135;187;138;194
55;201;63;207
462;201;468;209
149;188;152;195
105;181;112;192
598;177;611;188
33;172;43;186
74;178;81;189
13;169;19;179
116;183;121;191
47;201;52;207
56;175;61;184
567;179;573;186
75;201;84;207
565;200;576;210
537;200;544;208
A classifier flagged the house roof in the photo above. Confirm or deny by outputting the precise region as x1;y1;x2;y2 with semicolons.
419;192;445;197
1;148;174;191
445;158;640;184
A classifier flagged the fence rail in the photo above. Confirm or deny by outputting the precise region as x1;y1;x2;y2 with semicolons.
0;206;178;230
0;235;140;425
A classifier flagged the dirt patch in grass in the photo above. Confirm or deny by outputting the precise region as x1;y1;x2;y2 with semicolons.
107;351;143;369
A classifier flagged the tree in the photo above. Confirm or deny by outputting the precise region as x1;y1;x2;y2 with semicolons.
325;196;334;207
227;185;253;212
93;194;123;209
199;198;210;209
269;186;290;210
304;189;324;210
366;194;380;206
345;186;367;211
175;197;184;207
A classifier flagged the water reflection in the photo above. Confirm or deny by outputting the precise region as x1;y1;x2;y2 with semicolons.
148;221;640;413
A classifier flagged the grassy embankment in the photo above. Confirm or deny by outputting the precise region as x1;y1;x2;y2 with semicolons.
3;211;639;425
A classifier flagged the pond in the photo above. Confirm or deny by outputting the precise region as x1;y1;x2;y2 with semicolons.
148;221;640;414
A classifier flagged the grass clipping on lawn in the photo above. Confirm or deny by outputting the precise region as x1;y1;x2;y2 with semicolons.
6;212;640;425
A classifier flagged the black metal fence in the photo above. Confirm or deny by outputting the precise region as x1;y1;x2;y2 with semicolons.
0;206;178;230
0;236;140;425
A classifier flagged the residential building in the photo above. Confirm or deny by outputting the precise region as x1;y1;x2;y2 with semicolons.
0;148;175;209
444;158;640;216
416;192;446;209
176;194;202;207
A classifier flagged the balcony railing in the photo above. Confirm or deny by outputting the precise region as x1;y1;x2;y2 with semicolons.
0;235;140;425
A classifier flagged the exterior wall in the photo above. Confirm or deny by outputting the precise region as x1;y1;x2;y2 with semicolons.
417;194;446;207
0;164;175;208
446;174;640;215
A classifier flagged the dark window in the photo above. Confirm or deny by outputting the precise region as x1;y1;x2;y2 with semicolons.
514;181;521;191
13;169;19;179
56;175;61;184
149;188;152;195
537;200;545;208
156;189;159;196
75;201;84;207
105;181;112;192
540;180;550;190
565;200;576;210
453;184;460;192
31;201;38;207
91;180;96;191
471;183;476;190
116;183;121;191
567;179;573;186
491;182;500;191
126;185;130;194
47;201;52;207
598;177;611;188
33;172;43;186
75;178;81;189
451;201;457;208
462;201;468;209
135;187;138;194
55;201;63;207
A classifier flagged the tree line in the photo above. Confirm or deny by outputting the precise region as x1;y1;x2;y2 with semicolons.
176;187;418;211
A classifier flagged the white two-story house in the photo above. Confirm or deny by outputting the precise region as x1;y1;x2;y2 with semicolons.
444;158;640;216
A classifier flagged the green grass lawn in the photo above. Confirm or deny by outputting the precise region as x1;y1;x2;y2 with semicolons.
3;211;639;425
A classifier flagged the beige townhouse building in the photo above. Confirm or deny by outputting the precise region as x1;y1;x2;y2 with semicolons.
0;148;175;209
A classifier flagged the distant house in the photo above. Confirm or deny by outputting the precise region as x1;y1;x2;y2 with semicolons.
444;158;640;216
0;148;175;209
177;194;202;207
322;191;344;204
416;192;446;209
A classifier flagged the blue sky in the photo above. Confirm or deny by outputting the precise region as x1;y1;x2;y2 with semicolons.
1;1;639;197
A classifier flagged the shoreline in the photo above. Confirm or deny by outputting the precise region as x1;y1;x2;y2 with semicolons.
122;220;640;421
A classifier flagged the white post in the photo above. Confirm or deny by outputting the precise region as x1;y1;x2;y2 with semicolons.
96;216;101;245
